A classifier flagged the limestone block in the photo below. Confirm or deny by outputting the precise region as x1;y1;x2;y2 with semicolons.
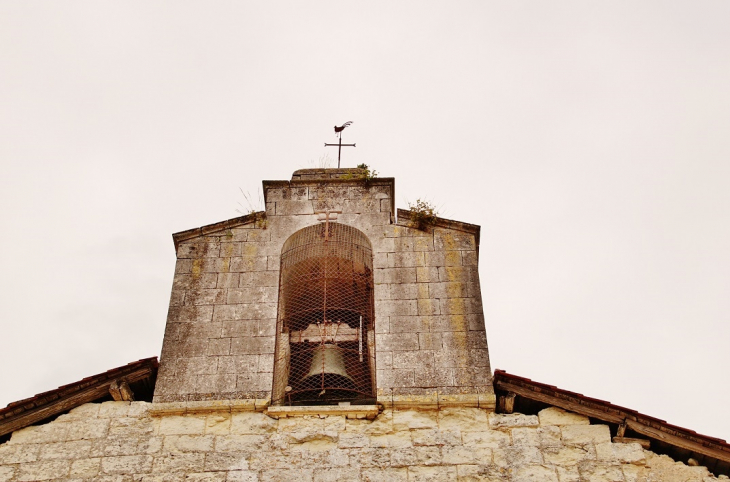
177;241;221;259
207;338;232;356
414;367;455;387
10;421;69;444
536;426;562;448
214;435;268;453
356;447;392;468
577;462;626;482
239;271;278;287
511;464;559;482
538;407;590;426
561;424;612;445
418;332;443;351
408;465;457;481
101;455;153;474
461;430;511;448
338;432;370;448
392;410;438;431
162;435;215;453
361;467;408;482
424;251;462;267
410;429;461;447
128;402;151;418
556;466;581;482
68;457;101;480
437;408;488;431
39;440;92;460
392;350;435;369
344;410;394;435
374;267;417;284
493;446;543;468
168;305;214;323
313;467;361;482
203;452;249;472
100;433;141;456
176;258;193;273
0;465;15;482
238;303;277;320
488;413;539;429
542;444;596;466
375;333;419;352
226;470;260;481
417;298;441;316
442;446;493;465
229;256;268;272
226;286;278;304
511;428;540;447
16;460;71;481
66;418;110;440
596;442;646;465
369;432;412;449
183;472;227;482
195;374;237;394
428;282;468;299
376;283;419;301
177;356;220;376
416;266;440;283
456;464;506;482
230;412;277;434
158;415;207;435
139;436;163;455
152;452;206;473
186;288;226;305
231;336;275;355
390;447;419;466
0;443;40;464
216;272;241;288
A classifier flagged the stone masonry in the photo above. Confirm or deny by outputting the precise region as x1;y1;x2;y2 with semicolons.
0;401;720;481
154;169;491;406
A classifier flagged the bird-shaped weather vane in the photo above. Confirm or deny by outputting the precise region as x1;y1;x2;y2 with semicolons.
325;121;356;168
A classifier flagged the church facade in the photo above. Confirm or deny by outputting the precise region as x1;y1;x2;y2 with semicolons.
1;169;728;481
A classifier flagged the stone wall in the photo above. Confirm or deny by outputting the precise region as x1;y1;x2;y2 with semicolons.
0;402;720;481
155;172;492;404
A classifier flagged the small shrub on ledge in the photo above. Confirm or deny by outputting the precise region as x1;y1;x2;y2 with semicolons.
408;199;438;231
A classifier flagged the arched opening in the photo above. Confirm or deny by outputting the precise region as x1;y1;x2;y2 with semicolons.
272;222;376;406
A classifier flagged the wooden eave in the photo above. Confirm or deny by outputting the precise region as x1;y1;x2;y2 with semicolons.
0;357;158;439
494;369;730;476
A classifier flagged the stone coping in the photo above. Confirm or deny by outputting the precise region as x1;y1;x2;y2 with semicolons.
148;393;496;418
149;399;270;417
266;405;380;420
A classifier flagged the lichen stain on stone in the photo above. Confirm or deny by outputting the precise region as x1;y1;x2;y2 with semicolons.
242;244;258;257
192;259;203;279
447;315;468;332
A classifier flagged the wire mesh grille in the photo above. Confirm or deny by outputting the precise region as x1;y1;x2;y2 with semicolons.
272;222;376;406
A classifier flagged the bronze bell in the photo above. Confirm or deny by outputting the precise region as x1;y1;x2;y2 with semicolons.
303;344;354;390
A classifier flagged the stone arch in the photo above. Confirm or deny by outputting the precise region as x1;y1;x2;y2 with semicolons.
271;222;376;405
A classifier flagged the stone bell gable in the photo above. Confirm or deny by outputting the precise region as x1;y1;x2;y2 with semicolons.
153;168;493;407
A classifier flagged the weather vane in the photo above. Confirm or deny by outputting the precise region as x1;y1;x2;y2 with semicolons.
325;121;356;168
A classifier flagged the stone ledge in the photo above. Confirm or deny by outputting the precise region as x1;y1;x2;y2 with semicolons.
266;405;380;420
149;399;269;417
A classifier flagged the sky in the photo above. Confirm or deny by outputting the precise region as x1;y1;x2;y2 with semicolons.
1;1;729;440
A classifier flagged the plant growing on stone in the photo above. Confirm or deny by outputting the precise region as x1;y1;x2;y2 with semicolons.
344;163;378;182
408;198;438;231
236;188;267;229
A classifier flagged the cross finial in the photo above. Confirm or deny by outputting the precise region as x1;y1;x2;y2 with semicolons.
325;122;356;168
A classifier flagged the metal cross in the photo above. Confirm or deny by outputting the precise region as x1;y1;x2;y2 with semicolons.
325;123;356;168
315;209;342;241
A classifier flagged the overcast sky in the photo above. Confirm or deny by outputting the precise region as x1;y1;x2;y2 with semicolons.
1;1;729;440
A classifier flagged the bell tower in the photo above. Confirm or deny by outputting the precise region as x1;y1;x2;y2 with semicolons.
154;168;494;409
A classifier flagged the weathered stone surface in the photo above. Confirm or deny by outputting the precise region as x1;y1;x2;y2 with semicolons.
538;407;590;426
0;403;722;481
